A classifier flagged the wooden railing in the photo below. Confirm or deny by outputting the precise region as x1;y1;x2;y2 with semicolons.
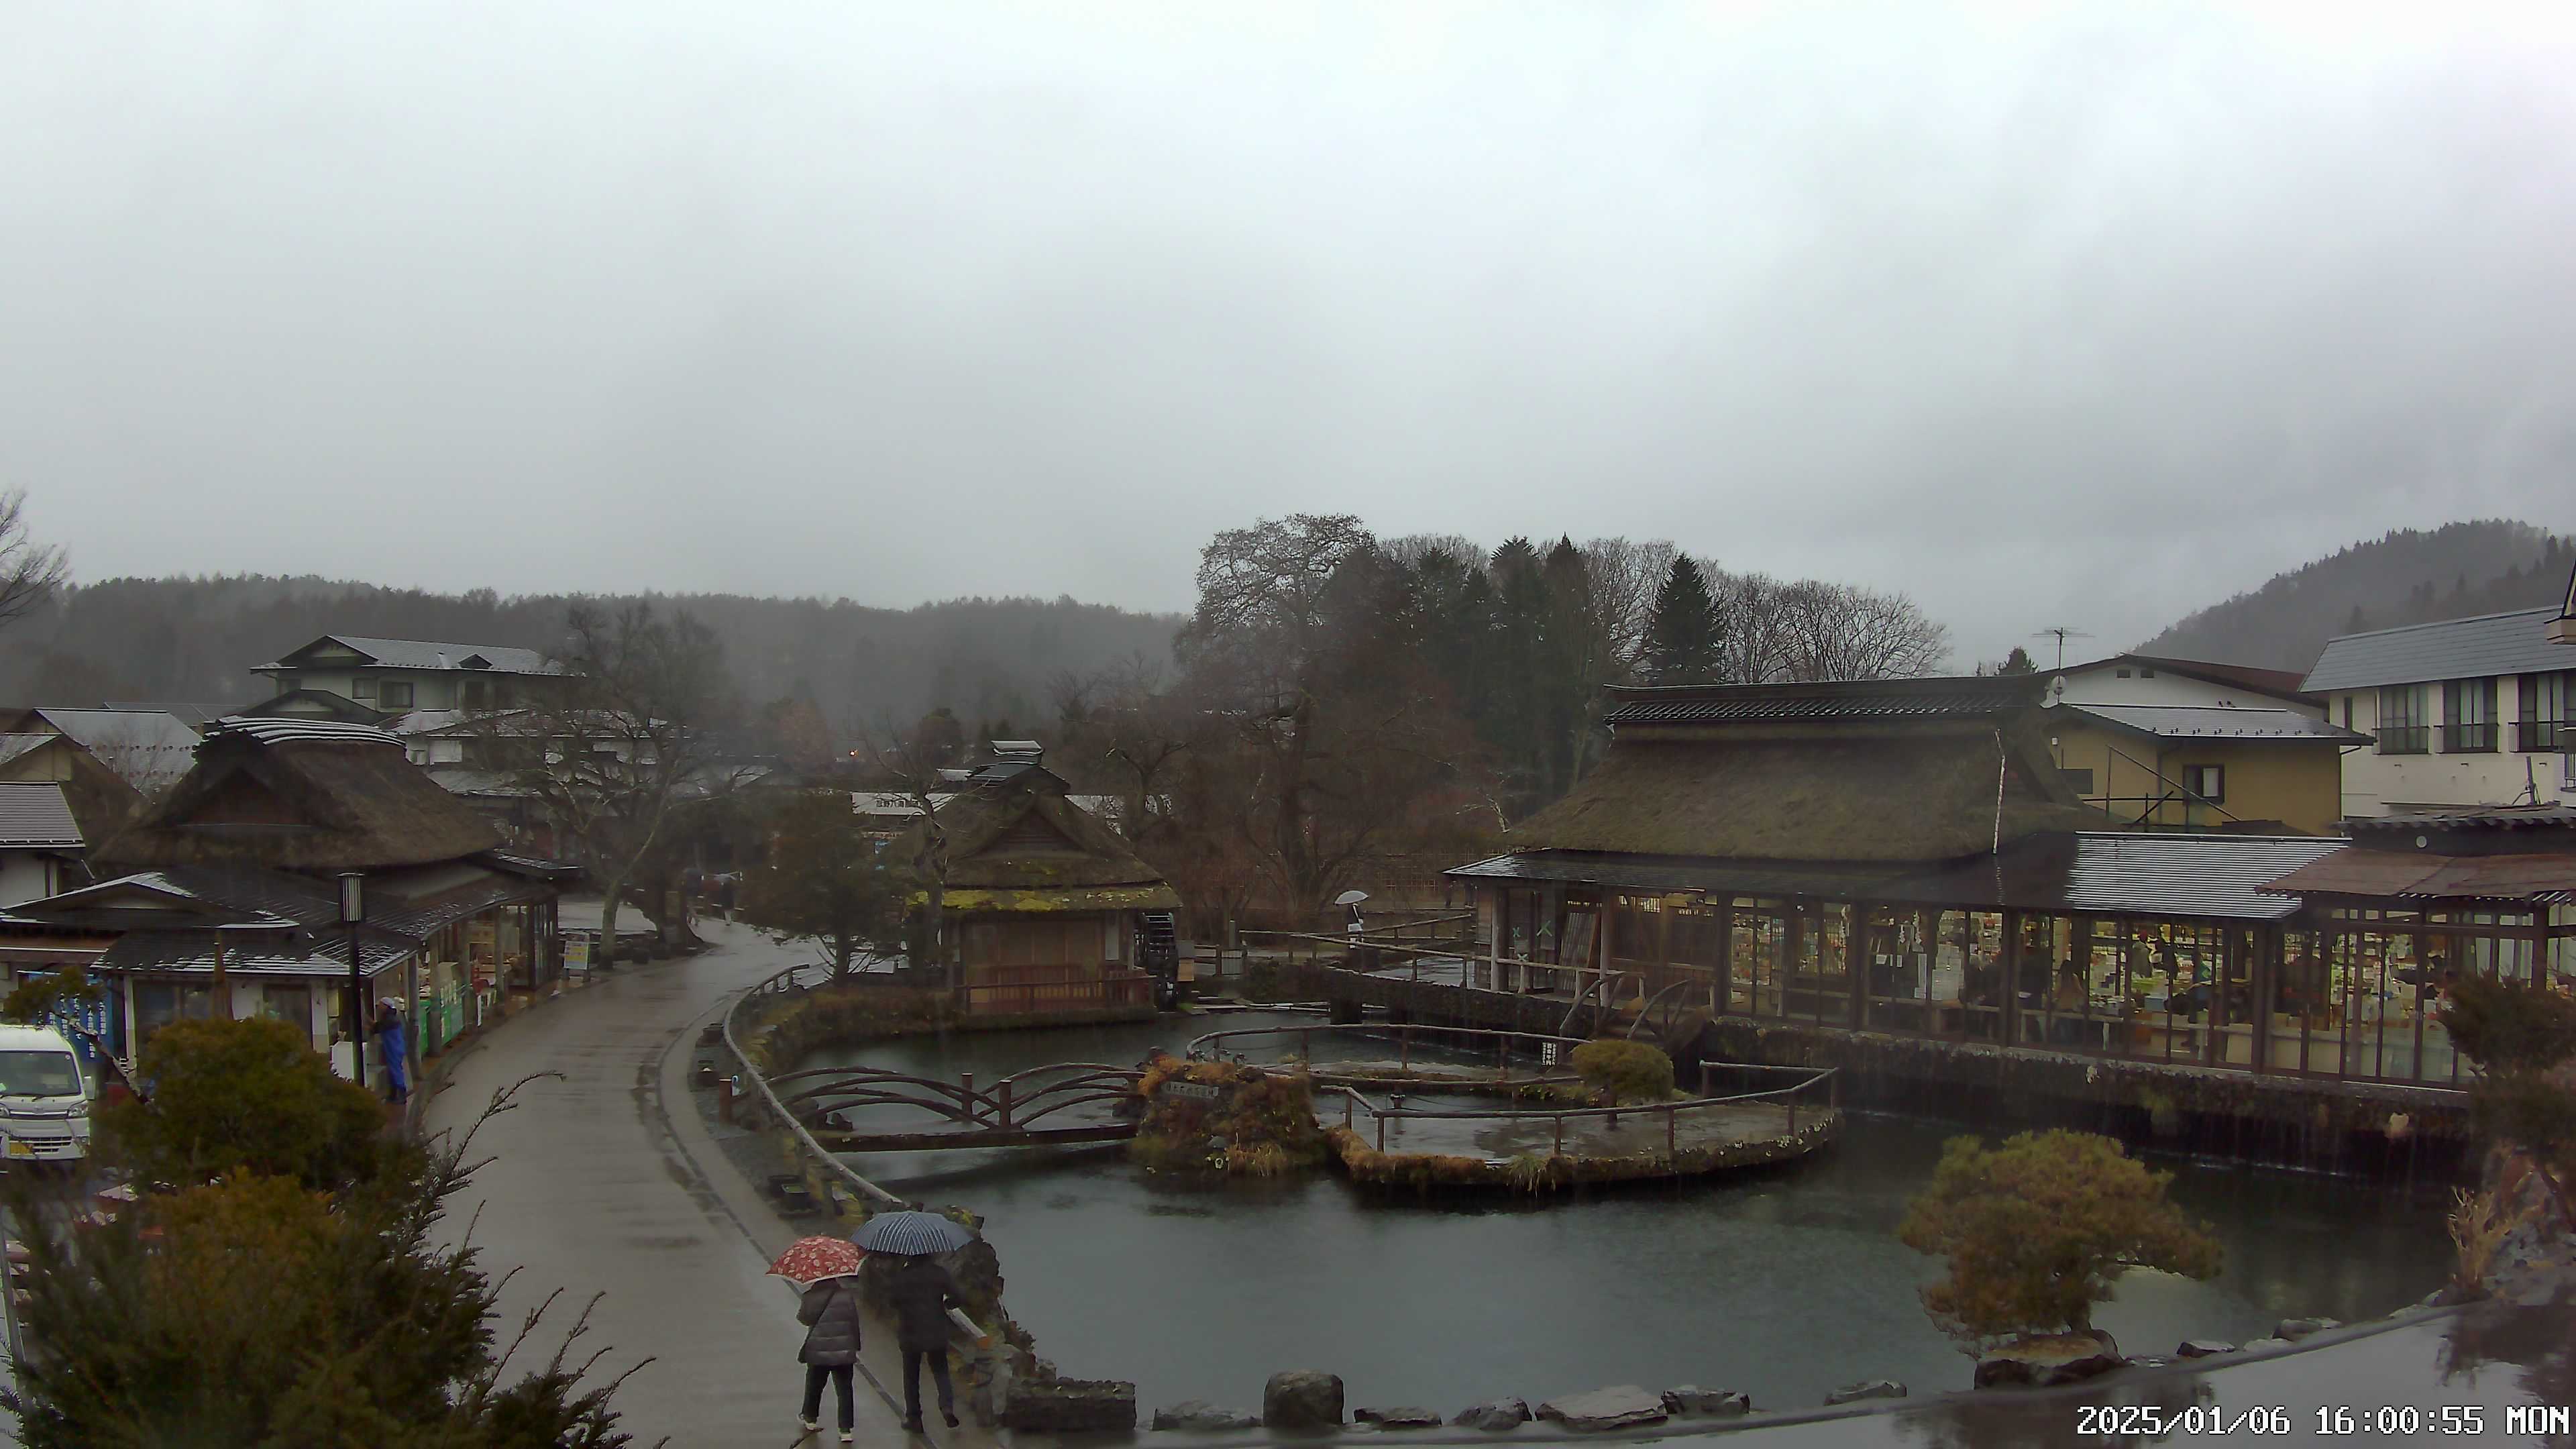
1330;1059;1839;1157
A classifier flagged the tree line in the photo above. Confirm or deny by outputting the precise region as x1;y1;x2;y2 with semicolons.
1022;516;1950;928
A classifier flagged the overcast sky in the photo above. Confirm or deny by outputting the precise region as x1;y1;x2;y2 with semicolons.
6;2;2573;664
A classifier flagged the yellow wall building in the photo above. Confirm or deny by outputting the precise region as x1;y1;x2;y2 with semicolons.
2045;703;2365;836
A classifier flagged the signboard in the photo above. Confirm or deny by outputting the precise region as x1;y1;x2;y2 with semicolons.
562;938;592;977
1163;1081;1222;1102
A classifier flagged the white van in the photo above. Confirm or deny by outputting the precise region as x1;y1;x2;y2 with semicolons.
0;1024;91;1165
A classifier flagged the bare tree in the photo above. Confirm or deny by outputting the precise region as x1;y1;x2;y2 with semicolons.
0;489;70;632
479;603;741;967
1774;580;1953;681
1381;532;1487;572
1578;537;1678;672
1709;567;1792;684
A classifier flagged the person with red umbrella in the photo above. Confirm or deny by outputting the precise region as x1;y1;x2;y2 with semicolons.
769;1236;866;1442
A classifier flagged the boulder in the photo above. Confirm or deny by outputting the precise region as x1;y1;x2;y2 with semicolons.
1661;1387;1752;1417
1263;1371;1346;1430
1536;1386;1670;1432
1354;1407;1442;1430
2273;1317;2340;1341
2176;1340;2235;1358
1823;1379;1907;1406
999;1377;1136;1433
1974;1332;2124;1389
1451;1398;1532;1432
1153;1401;1260;1432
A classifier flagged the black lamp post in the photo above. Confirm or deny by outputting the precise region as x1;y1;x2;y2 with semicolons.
339;871;366;1091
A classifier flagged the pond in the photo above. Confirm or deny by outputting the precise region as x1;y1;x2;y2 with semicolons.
810;1011;2455;1414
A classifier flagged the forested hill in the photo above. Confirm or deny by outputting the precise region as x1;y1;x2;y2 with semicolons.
2139;521;2575;673
0;576;1179;732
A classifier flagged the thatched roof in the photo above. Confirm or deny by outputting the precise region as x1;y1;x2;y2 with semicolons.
94;718;502;874
1515;702;2102;865
903;777;1169;896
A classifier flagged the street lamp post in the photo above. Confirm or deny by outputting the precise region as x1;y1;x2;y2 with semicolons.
339;871;366;1093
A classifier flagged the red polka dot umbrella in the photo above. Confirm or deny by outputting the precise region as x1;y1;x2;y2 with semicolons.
767;1235;867;1286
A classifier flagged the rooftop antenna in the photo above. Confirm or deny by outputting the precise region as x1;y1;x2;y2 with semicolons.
2032;626;2093;671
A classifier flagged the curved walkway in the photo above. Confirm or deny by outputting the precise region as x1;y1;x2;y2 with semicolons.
423;920;992;1447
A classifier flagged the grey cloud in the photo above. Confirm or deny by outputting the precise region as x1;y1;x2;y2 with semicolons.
3;2;2571;665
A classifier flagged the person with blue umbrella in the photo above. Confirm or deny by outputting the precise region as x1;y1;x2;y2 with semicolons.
853;1212;974;1432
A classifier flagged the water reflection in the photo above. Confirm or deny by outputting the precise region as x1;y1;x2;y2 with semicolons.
810;1014;2453;1415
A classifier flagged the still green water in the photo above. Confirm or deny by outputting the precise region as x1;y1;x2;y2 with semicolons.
815;1012;2453;1414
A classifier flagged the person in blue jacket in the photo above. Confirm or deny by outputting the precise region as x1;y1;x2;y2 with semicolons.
373;1000;410;1105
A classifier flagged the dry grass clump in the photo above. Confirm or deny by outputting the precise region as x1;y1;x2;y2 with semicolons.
2450;1186;2517;1295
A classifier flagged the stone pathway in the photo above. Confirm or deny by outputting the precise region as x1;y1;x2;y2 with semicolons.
423;920;997;1447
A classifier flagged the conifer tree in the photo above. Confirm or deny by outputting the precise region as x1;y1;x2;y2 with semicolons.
1642;557;1724;685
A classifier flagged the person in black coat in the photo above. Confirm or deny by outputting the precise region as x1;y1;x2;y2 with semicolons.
796;1275;864;1442
885;1254;965;1432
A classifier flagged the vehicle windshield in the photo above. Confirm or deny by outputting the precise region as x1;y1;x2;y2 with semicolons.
0;1051;83;1097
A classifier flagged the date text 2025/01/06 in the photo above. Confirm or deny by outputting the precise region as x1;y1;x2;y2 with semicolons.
2082;1403;2571;1438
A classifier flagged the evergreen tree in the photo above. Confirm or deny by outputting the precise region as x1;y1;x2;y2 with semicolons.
1642;557;1724;686
1997;645;2037;675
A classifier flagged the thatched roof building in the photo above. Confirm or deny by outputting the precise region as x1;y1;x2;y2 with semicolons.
908;770;1180;913
95;717;504;874
1510;676;2101;864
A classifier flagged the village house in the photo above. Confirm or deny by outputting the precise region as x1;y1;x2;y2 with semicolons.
0;784;86;907
2302;607;2575;818
0;706;201;841
896;747;1179;1015
1431;674;2572;1106
2043;653;2362;835
248;634;567;719
0;718;574;1084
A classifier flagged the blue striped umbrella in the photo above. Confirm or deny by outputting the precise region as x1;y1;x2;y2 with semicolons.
851;1210;975;1256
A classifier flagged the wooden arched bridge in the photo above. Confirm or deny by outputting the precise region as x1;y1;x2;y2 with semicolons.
767;1062;1147;1152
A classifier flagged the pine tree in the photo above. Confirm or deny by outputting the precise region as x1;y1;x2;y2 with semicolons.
1997;645;2037;676
1642;557;1724;686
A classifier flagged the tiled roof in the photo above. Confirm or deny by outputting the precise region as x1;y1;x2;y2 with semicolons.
1606;676;2040;726
262;635;559;675
2301;608;2571;692
2062;703;2369;744
1450;833;2350;923
26;708;200;794
0;784;83;849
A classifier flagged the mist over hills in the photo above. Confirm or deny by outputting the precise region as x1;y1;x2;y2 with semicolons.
0;575;1179;733
2137;521;2575;674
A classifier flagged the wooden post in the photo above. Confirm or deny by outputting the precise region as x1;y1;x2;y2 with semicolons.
1343;1091;1354;1128
1848;901;1872;1029
961;1072;975;1126
1699;1061;1711;1097
1400;1023;1411;1073
1786;1093;1797;1136
996;1079;1014;1131
1375;1109;1387;1152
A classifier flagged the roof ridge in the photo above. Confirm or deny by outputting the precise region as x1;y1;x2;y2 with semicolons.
2321;604;2561;644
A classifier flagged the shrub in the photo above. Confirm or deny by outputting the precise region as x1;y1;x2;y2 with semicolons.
5;1080;643;1447
1897;1129;2220;1348
1570;1040;1674;1105
101;1018;398;1191
2443;976;2576;1228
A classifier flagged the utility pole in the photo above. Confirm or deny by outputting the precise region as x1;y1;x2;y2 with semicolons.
2032;626;2094;672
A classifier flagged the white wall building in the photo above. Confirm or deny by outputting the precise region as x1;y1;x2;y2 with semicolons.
2302;606;2575;818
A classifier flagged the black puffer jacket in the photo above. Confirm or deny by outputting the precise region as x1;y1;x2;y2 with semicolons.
798;1279;863;1366
883;1257;964;1353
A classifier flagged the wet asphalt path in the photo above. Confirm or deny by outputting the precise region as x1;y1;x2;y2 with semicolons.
423;922;941;1448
